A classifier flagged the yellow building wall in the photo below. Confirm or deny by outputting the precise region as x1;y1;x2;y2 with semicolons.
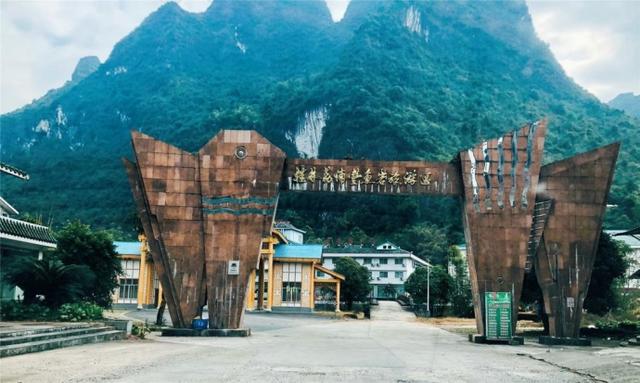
137;260;156;306
246;235;278;310
272;262;283;307
271;261;314;309
112;237;157;307
246;269;256;310
137;237;157;307
301;263;313;308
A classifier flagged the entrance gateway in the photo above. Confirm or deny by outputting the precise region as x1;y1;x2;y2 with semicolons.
123;119;619;343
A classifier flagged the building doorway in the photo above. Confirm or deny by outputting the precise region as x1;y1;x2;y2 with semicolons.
281;263;302;307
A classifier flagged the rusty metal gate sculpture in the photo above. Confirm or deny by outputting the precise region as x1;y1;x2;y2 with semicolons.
124;119;618;340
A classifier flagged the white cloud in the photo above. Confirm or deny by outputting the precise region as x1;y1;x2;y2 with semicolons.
1;0;637;113
0;0;211;113
527;0;640;102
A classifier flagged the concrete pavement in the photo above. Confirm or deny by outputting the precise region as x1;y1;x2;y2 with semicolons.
1;302;638;382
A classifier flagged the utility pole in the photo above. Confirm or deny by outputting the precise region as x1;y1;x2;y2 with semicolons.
426;264;431;317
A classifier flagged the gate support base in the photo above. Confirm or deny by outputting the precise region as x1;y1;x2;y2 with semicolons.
202;328;251;337
538;336;590;346
469;334;524;345
162;328;251;337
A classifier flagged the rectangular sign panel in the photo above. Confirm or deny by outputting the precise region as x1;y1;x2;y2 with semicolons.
228;260;240;276
283;159;462;196
484;292;512;340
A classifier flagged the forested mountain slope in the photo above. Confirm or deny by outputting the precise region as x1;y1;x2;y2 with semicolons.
1;0;638;244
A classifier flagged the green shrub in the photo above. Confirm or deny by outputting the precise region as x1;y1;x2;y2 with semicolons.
619;320;638;332
595;318;640;332
132;322;151;339
0;301;103;321
595;318;619;331
58;302;103;321
0;301;53;321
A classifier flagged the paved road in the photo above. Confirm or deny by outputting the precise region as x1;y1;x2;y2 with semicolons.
1;302;638;382
370;300;416;321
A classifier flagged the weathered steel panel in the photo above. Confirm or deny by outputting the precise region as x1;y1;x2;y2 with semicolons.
127;132;205;328
459;120;547;335
125;130;285;330
123;158;185;327
123;121;618;339
198;131;285;329
534;143;619;338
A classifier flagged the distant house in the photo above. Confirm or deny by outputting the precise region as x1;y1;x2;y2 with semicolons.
246;222;344;313
111;237;160;308
322;242;430;299
607;228;640;290
273;221;306;244
0;164;57;301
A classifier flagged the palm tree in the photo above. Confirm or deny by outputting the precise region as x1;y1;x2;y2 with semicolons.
5;257;95;308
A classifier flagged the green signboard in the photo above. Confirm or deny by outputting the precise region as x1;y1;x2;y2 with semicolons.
484;292;512;340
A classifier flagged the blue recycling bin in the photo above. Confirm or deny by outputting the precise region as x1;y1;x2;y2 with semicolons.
192;319;208;330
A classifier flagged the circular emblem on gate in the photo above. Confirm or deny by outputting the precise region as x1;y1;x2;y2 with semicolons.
234;146;247;159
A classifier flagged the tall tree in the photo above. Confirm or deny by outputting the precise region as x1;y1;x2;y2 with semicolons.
584;231;630;315
392;223;450;264
55;221;122;308
334;257;371;310
447;246;473;317
404;265;452;314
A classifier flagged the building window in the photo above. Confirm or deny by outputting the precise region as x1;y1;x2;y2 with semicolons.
261;241;270;250
395;258;403;265
364;258;372;265
119;279;138;304
118;259;140;304
395;271;403;280
379;271;388;278
379;258;388;264
281;263;302;306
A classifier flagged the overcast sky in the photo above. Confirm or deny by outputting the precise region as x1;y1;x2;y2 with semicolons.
1;0;638;114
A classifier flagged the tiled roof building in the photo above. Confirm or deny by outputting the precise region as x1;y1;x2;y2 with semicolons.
0;216;56;246
1;163;57;301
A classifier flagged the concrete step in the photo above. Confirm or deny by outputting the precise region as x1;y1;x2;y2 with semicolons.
0;329;126;358
270;307;313;314
0;323;97;339
0;326;113;346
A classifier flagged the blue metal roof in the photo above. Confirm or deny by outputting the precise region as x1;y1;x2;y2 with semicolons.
274;244;322;259
114;241;141;255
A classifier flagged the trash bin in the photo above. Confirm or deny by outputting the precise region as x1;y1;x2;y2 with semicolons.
192;319;208;330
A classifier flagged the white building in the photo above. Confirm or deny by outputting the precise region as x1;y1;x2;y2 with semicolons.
274;221;305;244
607;229;640;290
322;242;430;299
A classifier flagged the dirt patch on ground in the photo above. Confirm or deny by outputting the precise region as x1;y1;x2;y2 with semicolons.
416;317;477;327
416;317;544;337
